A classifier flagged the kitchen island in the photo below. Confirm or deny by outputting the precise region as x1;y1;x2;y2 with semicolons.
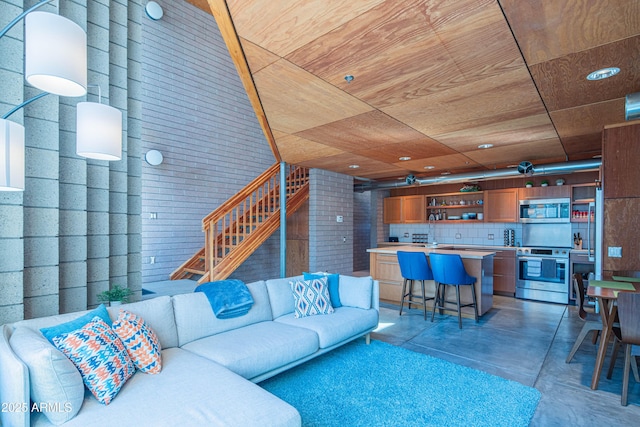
367;245;495;317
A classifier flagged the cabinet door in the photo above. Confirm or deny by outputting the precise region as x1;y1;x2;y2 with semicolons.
383;197;403;223
402;195;426;223
493;251;516;294
484;189;518;222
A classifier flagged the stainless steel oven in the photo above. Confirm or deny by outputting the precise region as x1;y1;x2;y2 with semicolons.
516;247;570;304
516;223;572;303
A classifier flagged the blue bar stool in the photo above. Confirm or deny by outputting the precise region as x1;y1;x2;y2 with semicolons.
429;253;478;329
397;251;435;320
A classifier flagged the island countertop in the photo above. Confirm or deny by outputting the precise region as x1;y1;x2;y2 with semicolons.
367;245;496;259
368;245;495;317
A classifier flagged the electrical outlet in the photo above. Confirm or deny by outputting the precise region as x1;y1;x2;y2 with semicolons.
455;233;461;239
149;212;157;219
150;256;156;264
607;247;622;258
336;215;343;223
488;234;494;240
403;232;409;238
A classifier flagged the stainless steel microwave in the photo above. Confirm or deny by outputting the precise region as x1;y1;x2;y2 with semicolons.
519;198;570;223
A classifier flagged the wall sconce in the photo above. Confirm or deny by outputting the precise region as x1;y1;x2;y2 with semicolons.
145;2;164;21
145;150;164;166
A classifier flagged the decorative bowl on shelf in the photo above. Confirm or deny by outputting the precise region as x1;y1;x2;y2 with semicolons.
556;179;565;186
448;215;461;220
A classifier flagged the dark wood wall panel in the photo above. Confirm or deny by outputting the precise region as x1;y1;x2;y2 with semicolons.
603;122;640;199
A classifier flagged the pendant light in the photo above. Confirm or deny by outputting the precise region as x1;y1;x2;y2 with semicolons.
24;11;87;97
0;119;25;191
76;102;122;161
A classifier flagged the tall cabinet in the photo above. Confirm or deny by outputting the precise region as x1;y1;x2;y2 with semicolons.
602;121;640;277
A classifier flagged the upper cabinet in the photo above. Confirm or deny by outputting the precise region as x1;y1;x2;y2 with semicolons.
518;185;570;200
484;189;518;222
383;195;425;224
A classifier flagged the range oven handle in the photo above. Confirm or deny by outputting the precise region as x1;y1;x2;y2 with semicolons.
517;256;567;264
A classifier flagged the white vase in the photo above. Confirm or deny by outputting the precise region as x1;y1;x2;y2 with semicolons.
110;301;122;307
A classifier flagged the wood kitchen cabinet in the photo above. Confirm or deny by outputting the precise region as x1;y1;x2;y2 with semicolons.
518;185;570;200
484;189;518;222
493;250;516;295
383;195;425;223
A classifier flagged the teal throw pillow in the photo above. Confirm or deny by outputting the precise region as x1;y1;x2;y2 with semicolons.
304;272;341;308
40;304;111;344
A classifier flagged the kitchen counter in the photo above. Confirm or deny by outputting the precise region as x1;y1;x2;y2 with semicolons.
367;245;495;317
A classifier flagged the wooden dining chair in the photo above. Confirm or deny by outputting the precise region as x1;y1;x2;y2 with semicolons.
606;292;640;406
566;273;602;363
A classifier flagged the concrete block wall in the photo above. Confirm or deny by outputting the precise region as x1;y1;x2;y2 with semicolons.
0;0;142;323
140;0;277;284
309;169;354;274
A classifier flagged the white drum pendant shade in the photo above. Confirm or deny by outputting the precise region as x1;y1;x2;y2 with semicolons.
25;12;87;97
0;119;25;191
76;102;122;161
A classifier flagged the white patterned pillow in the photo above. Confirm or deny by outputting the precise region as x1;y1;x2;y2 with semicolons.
290;277;334;318
52;317;135;405
112;310;162;374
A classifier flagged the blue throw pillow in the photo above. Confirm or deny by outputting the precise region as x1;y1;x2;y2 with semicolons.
40;304;111;344
304;272;341;308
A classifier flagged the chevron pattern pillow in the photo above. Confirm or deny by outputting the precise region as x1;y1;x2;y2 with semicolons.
112;310;162;374
52;316;135;405
290;277;334;318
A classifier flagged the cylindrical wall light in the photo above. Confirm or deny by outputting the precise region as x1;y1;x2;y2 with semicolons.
25;11;87;97
76;102;122;161
0;119;25;191
626;92;640;121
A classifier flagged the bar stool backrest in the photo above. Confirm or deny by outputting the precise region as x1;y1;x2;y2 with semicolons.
397;251;433;281
428;253;475;286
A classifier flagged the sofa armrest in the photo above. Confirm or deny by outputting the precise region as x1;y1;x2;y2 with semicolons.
371;280;380;312
0;324;30;427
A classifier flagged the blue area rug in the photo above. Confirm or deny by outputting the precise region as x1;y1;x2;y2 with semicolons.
260;339;540;427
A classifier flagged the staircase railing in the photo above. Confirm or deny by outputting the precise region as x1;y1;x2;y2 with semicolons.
171;163;309;283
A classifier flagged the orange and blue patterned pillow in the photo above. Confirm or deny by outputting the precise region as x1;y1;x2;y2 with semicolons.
290;277;334;318
112;310;162;374
52;316;135;405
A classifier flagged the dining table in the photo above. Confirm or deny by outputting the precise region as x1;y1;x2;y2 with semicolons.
587;276;640;390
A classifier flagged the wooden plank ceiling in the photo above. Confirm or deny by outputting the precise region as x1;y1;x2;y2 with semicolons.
187;0;640;182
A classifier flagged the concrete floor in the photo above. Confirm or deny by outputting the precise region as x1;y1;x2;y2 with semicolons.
373;296;640;426
143;278;640;425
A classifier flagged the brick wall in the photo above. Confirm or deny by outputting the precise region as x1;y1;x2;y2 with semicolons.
309;169;354;274
140;1;278;284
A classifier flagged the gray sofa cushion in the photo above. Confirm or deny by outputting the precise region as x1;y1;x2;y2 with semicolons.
265;275;303;318
173;280;272;347
181;321;319;380
275;307;379;348
107;296;178;349
31;348;301;427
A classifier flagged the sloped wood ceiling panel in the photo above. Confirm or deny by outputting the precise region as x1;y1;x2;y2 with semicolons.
192;0;640;181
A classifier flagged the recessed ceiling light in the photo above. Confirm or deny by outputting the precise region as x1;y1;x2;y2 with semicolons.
507;164;519;168
592;154;602;159
344;75;354;83
586;67;620;81
423;165;435;170
399;156;411;161
348;164;360;169
478;143;493;149
441;171;451;175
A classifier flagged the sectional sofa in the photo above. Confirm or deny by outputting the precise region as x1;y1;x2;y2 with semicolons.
0;274;379;427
